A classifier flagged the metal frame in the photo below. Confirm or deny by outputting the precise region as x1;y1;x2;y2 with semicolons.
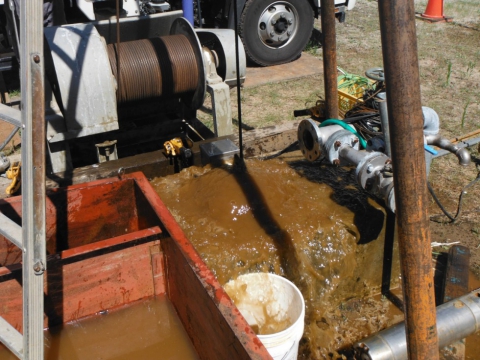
0;0;46;359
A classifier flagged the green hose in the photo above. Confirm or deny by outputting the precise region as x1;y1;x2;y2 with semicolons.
319;119;367;149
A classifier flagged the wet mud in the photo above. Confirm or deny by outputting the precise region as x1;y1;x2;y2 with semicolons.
151;153;402;358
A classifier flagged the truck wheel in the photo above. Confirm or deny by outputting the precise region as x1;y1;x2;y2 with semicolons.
239;0;314;66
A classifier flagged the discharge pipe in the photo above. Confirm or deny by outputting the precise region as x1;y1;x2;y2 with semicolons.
422;106;471;167
354;289;480;360
297;119;396;212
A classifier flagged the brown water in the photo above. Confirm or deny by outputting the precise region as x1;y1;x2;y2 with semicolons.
151;154;398;359
0;296;199;360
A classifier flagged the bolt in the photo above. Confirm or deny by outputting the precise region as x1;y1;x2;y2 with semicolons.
118;167;125;179
366;164;374;174
287;30;292;36
385;159;392;165
288;19;293;24
334;140;342;148
333;159;340;166
278;36;283;41
270;31;275;37
33;55;40;63
454;301;464;309
352;137;359;145
271;19;277;25
33;260;45;274
280;14;285;18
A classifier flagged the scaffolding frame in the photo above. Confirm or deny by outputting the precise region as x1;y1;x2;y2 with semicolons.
0;0;46;359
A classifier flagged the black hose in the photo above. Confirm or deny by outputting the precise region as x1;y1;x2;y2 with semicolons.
428;171;480;223
259;141;299;160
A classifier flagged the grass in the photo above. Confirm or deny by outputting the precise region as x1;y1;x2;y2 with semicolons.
8;89;20;98
444;60;453;87
461;99;470;128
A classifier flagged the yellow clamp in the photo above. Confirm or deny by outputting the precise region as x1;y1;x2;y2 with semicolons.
6;161;21;195
163;137;185;157
163;137;193;157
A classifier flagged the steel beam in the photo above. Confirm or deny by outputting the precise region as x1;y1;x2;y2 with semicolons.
0;212;22;250
377;0;439;359
0;103;21;128
20;0;46;359
0;316;23;359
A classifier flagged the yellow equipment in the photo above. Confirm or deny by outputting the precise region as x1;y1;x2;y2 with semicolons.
5;161;21;195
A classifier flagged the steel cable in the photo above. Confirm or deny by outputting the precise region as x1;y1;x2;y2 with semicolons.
107;35;199;104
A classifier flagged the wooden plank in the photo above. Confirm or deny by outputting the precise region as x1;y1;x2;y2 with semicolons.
45;121;301;188
0;175;164;266
232;121;300;158
0;238;162;332
150;243;166;295
163;236;270;360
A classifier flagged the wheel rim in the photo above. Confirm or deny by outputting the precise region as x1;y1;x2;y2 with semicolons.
257;1;299;49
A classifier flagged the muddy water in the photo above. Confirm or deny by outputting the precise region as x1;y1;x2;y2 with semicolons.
151;154;400;358
0;296;198;360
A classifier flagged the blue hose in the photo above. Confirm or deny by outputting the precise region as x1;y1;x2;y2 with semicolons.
182;0;194;25
319;119;367;149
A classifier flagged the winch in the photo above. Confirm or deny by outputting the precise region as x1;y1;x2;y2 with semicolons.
43;12;245;173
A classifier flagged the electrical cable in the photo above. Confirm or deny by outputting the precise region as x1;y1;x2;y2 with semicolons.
428;170;480;223
259;141;299;160
233;0;243;161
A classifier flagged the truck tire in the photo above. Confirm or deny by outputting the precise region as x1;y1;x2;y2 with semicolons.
239;0;314;66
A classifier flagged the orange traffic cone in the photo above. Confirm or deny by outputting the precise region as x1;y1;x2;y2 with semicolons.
420;0;452;22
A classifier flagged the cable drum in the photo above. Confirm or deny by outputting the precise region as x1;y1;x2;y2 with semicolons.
107;34;200;105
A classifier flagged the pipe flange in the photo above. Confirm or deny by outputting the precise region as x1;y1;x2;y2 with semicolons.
324;129;360;165
298;119;324;162
355;152;389;189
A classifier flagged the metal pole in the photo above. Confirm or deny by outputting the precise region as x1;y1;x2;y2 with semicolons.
21;0;46;358
377;1;439;359
320;0;338;120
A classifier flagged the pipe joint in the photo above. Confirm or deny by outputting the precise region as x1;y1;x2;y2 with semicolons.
425;134;471;166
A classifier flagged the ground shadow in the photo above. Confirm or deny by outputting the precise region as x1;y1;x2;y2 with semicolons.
228;156;304;288
287;158;385;245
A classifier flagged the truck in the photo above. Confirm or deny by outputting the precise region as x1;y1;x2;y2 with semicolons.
67;0;356;66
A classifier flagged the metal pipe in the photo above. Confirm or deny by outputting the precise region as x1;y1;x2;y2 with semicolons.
425;134;471;166
376;92;391;157
338;145;368;165
434;136;480;159
320;0;338;120
377;0;439;359
354;289;480;360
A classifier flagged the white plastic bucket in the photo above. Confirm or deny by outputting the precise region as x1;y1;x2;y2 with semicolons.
224;273;305;360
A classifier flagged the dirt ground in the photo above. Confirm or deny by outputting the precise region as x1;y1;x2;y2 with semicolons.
332;0;480;279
